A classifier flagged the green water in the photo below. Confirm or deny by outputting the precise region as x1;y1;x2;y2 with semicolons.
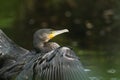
81;55;120;80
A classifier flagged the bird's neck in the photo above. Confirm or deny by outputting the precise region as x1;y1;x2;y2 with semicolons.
33;39;45;52
33;39;60;53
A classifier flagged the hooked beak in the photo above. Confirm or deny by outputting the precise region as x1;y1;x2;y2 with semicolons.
48;29;69;39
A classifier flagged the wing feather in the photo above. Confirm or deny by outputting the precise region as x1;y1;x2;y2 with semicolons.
0;29;29;80
0;29;29;59
16;47;89;80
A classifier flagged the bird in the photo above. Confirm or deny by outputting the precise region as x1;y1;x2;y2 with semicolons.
0;29;89;80
33;29;68;53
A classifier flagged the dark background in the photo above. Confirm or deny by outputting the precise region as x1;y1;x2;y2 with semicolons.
0;0;120;79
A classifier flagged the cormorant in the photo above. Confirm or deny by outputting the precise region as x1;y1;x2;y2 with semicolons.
0;29;89;80
33;29;68;53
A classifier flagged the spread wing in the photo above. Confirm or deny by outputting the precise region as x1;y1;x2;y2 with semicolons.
16;47;89;80
0;29;30;79
0;29;29;59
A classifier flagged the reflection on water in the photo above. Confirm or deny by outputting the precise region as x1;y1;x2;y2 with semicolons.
81;54;120;80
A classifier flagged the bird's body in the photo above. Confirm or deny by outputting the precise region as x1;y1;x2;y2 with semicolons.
0;29;90;80
17;47;88;80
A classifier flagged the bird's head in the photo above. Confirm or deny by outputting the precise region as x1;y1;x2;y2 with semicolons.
34;29;69;42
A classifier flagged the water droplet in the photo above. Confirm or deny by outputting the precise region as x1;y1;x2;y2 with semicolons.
107;69;116;74
84;68;91;72
86;21;93;29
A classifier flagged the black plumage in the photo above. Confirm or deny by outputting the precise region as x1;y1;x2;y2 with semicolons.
0;29;89;80
16;47;89;80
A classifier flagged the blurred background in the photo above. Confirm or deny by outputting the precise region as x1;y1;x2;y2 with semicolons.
0;0;120;79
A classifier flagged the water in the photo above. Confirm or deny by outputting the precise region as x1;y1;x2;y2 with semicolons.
81;55;120;80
